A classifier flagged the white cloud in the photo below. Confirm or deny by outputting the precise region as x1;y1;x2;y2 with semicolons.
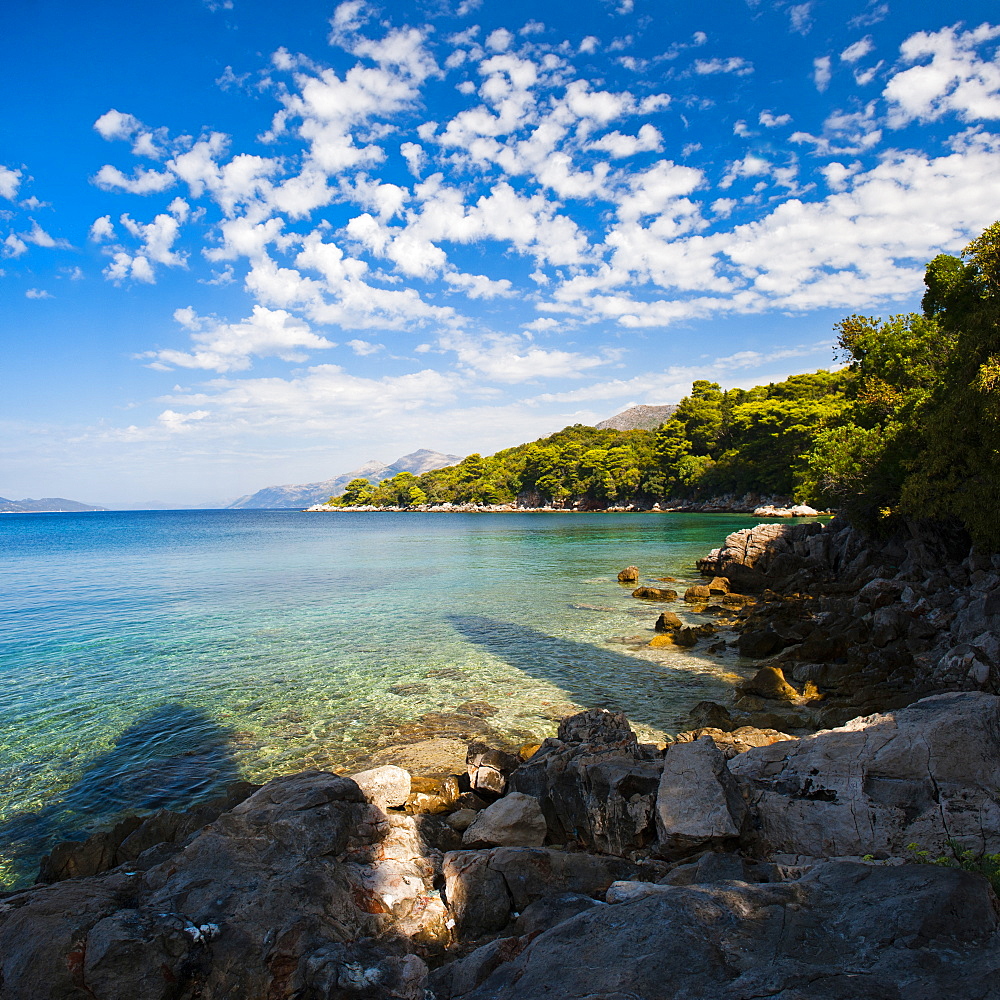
23;222;71;250
579;36;599;54
759;110;792;128
346;338;383;355
89;216;116;242
884;23;1000;127
486;28;513;52
442;270;514;298
693;57;754;76
587;124;663;157
788;4;812;35
93;164;176;194
440;331;609;382
0;166;22;200
813;55;832;92
840;36;874;63
94;109;142;141
143;305;336;372
25;288;52;299
3;234;28;257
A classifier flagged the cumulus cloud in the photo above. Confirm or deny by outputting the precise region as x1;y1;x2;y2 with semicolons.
841;36;874;63
142;304;336;372
93;164;176;194
25;288;53;299
440;331;610;382
883;23;1000;127
0;166;22;200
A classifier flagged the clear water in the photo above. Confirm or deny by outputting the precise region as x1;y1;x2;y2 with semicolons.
0;508;767;887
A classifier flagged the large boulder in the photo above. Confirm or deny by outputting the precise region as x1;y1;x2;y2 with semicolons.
462;793;547;848
696;521;826;591
442;846;653;939
454;861;1000;999
0;771;449;1000
507;710;663;856
655;737;746;855
730;691;1000;858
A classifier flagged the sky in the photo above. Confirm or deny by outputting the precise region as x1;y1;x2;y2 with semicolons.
3;0;1000;506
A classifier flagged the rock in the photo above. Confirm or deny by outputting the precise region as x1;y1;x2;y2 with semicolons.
673;626;700;647
429;936;531;999
462;793;547;848
730;691;1000;858
442;847;651;939
349;765;412;810
617;565;639;583
683;584;712;601
454;862;1000;999
631;586;677;601
737;665;799;702
686;701;735;731
508;711;663;856
790;504;819;516
511;893;605;935
655;737;746;856
1;770;452;999
37;781;260;883
737;626;787;658
372;737;470;778
653;610;683;632
676;726;795;759
467;743;522;798
446;809;480;832
706;576;731;594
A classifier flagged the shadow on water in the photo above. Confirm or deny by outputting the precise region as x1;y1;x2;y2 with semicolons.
0;703;239;888
447;614;732;734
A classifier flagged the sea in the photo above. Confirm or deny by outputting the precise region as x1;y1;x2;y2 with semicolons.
0;508;772;887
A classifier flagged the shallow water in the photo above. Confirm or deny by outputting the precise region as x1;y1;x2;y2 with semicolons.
1;508;774;886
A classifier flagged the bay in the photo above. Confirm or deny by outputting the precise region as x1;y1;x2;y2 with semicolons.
0;508;763;887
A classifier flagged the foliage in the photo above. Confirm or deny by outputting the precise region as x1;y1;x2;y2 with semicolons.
905;841;1000;896
326;222;1000;544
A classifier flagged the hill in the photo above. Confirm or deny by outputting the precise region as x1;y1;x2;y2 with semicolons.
0;497;108;513
227;449;464;509
596;404;677;431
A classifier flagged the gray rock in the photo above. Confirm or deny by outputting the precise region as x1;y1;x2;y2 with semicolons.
462;793;547;848
730;691;1000;858
507;709;663;856
466;743;522;798
458;862;1000;999
655;738;746;855
0;771;450;1000
442;847;654;939
348;764;412;810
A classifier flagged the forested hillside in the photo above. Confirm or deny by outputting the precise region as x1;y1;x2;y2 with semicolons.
329;224;1000;548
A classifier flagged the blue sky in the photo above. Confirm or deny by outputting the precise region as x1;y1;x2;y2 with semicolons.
3;0;999;505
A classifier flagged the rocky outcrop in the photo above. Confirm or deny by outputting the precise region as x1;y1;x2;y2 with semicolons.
698;518;1000;724
454;861;1000;999
731;691;1000;859
506;710;663;855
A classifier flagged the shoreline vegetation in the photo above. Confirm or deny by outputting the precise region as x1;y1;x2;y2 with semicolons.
1;229;998;996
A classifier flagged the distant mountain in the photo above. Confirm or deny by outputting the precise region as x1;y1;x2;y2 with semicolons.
0;496;108;513
596;404;678;432
227;449;464;509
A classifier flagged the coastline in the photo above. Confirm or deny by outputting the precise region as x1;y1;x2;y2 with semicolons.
2;516;998;998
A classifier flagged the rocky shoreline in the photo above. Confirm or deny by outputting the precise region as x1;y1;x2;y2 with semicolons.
305;493;830;515
2;518;999;999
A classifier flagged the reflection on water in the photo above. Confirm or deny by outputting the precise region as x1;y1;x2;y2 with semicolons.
0;509;773;887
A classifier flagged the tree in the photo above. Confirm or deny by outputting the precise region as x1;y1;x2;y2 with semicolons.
340;478;374;506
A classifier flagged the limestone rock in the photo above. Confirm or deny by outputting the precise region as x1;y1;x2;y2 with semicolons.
631;586;678;601
730;691;1000;858
508;711;663;856
462;793;547;848
442;847;651;939
466;743;522;798
617;565;639;583
349;765;412;810
737;664;799;702
455;862;1000;999
683;584;711;601
0;771;451;1000
655;737;746;855
653;610;683;632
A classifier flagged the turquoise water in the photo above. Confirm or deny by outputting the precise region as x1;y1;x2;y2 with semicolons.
1;508;765;886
